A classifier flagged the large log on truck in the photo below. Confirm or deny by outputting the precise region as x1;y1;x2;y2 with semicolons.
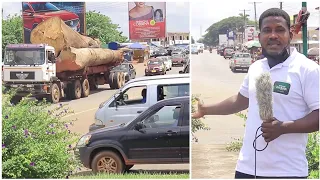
56;47;124;73
30;16;100;55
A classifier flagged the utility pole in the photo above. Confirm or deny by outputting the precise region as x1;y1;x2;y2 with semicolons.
280;2;283;9
249;2;262;31
302;2;307;56
240;9;250;43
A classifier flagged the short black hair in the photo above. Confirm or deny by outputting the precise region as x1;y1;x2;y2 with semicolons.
259;8;291;30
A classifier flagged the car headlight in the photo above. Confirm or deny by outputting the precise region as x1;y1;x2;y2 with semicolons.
76;134;91;147
95;118;103;126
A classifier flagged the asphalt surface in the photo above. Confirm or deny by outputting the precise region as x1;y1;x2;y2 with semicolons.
57;62;189;174
191;50;247;178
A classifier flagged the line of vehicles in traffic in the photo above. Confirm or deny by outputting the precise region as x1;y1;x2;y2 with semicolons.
216;46;254;72
145;49;189;76
2;43;190;174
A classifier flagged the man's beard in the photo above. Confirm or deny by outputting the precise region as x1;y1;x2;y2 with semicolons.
262;46;290;64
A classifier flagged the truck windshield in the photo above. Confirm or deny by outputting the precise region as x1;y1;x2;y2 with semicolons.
4;49;45;65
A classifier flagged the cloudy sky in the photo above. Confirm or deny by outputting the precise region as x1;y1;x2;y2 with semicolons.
191;0;320;40
2;1;190;38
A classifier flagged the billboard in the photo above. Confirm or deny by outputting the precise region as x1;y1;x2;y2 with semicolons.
128;2;166;40
245;26;255;42
22;2;86;43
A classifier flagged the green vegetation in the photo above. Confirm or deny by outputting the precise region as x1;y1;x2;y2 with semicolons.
72;172;189;179
86;11;128;43
2;90;80;178
191;95;210;133
199;14;255;46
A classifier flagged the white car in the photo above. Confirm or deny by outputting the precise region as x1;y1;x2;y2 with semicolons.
229;53;253;72
157;56;172;71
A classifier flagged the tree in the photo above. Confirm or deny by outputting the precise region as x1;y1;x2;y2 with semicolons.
201;16;255;46
2;14;23;56
86;11;127;44
238;13;250;21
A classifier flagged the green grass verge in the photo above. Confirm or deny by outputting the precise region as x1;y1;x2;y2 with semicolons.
72;172;189;179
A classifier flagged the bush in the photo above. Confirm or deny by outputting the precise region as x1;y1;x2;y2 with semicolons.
226;111;247;152
2;90;81;178
306;132;319;179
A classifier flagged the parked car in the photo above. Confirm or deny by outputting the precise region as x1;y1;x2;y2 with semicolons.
229;53;253;72
171;54;186;66
22;2;80;32
76;96;189;174
145;59;166;76
157;56;172;71
224;48;234;59
110;62;136;83
90;74;190;131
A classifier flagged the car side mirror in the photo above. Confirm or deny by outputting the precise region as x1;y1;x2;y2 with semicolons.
134;122;146;132
179;70;183;74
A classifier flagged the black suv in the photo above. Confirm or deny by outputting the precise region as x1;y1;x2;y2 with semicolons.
75;97;190;173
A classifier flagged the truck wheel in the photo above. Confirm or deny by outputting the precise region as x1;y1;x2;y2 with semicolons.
49;83;60;104
109;73;115;89
113;72;121;89
81;79;90;97
120;72;125;87
91;151;124;174
72;80;82;99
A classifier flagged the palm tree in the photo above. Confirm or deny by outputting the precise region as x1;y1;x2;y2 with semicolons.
239;13;250;21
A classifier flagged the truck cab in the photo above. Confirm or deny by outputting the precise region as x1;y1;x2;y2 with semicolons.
3;44;58;101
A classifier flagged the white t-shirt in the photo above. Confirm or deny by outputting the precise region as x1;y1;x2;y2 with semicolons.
236;47;320;177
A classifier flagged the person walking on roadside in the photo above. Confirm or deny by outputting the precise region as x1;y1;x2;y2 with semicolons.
193;8;319;179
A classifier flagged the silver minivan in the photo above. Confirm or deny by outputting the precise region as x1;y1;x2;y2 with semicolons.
89;74;190;131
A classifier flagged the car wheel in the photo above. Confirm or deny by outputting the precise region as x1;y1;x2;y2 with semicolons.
125;165;134;171
91;151;124;174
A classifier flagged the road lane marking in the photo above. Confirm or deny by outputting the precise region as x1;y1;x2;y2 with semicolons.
63;107;98;119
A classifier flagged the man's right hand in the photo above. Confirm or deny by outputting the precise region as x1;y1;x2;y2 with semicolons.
192;97;205;119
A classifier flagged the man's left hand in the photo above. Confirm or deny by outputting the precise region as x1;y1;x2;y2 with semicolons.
261;117;284;143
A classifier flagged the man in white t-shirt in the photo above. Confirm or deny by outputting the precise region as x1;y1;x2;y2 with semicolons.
193;8;319;178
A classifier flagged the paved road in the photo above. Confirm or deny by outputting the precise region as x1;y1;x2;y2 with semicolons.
191;50;246;178
58;62;189;173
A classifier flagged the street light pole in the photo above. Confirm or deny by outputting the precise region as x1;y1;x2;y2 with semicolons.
249;2;261;31
302;2;307;56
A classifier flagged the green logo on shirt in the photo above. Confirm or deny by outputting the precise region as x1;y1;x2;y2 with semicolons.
273;81;291;95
